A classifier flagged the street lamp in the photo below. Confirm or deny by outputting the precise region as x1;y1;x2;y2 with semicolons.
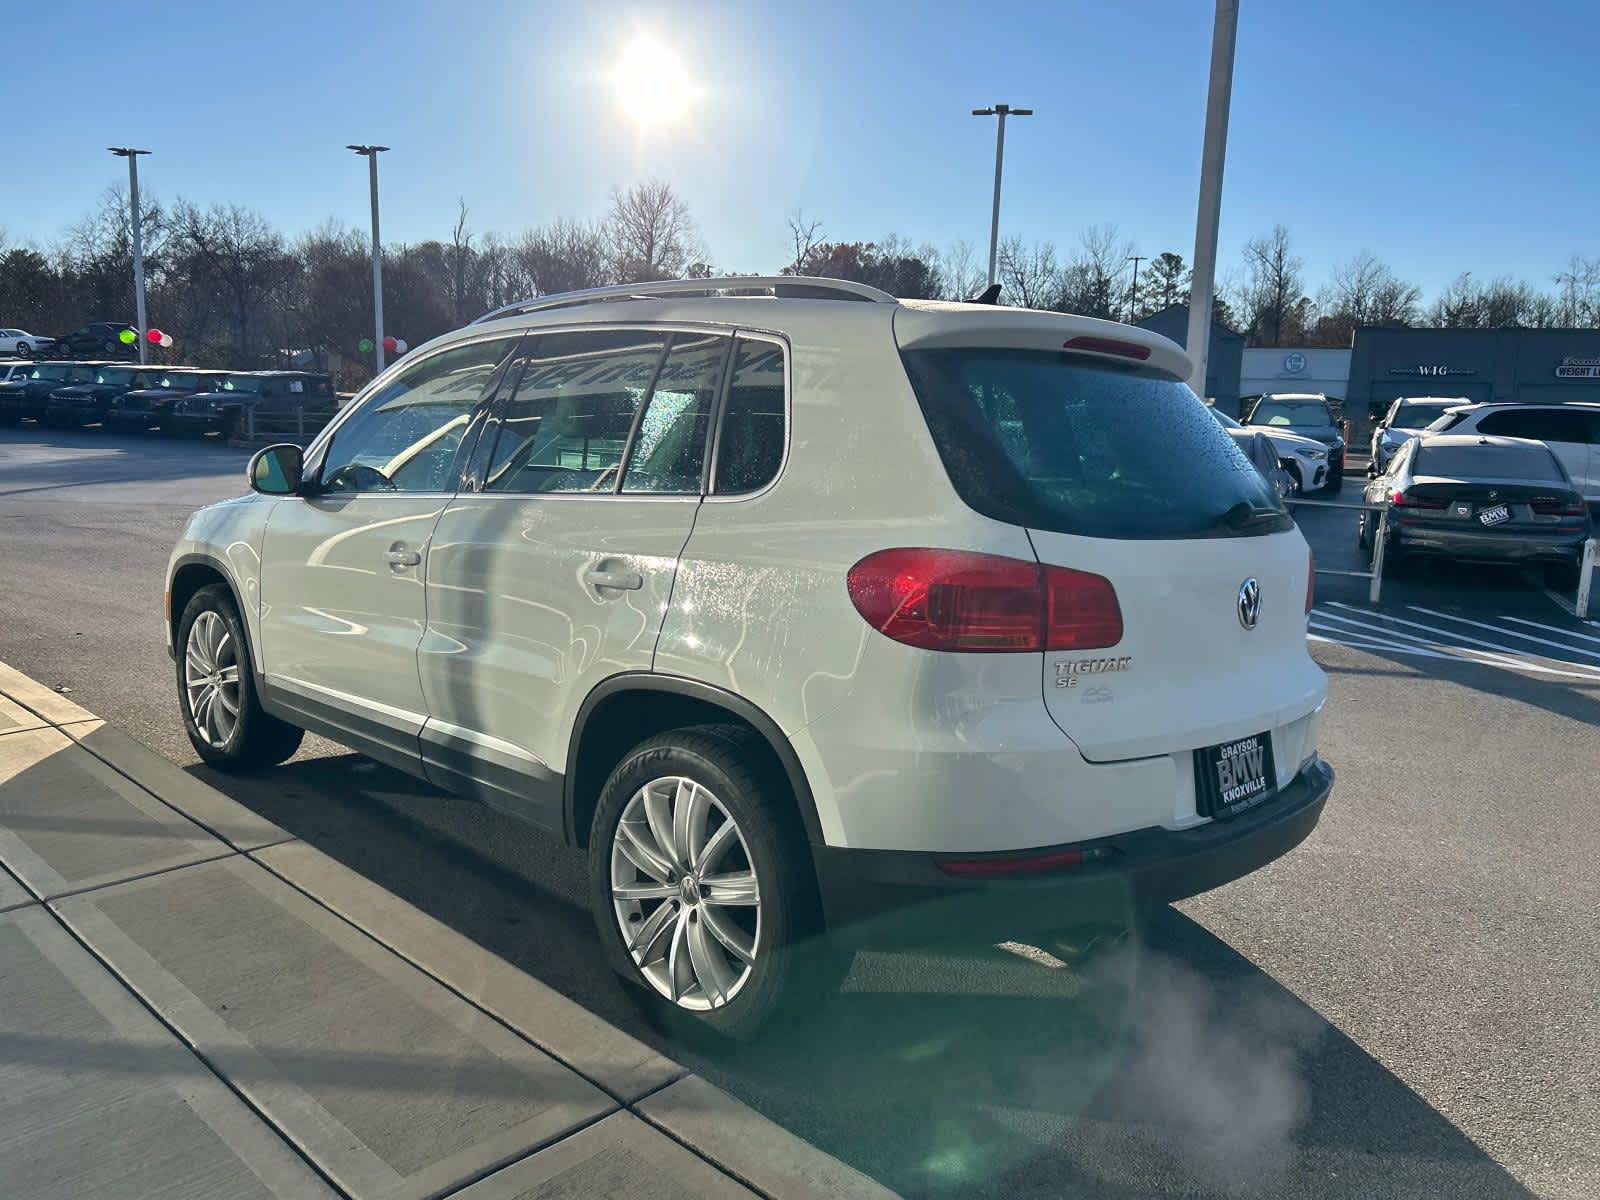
109;148;151;364
1185;1;1239;399
347;144;390;372
971;104;1033;289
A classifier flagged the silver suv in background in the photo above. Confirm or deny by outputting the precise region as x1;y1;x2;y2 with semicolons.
1242;392;1346;491
165;278;1332;1037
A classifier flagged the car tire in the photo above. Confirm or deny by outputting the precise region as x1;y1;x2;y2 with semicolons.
176;584;303;770
1322;467;1343;495
588;723;848;1042
15;345;32;359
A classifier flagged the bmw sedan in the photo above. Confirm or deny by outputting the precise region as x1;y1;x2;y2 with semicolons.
1361;434;1592;588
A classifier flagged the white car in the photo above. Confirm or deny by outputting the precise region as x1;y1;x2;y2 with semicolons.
1212;407;1328;492
1369;396;1467;474
1426;401;1600;506
0;328;55;358
164;277;1332;1036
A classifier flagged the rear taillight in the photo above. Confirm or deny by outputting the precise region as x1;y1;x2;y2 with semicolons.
1391;489;1445;509
936;844;1117;878
1306;549;1315;614
846;548;1123;653
1531;495;1587;516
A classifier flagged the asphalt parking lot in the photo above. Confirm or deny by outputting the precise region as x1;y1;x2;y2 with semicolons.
2;426;1597;1199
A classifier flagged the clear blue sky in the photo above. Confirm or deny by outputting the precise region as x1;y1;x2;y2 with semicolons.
8;0;1597;299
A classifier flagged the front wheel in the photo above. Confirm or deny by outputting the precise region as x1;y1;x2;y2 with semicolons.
588;725;847;1041
176;584;303;769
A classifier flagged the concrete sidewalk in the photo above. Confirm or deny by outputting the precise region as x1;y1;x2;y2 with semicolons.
0;659;896;1200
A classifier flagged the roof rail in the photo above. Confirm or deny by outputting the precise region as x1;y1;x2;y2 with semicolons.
470;275;897;325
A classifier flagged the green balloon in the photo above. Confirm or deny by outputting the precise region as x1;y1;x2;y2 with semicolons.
358;337;374;354
118;329;136;344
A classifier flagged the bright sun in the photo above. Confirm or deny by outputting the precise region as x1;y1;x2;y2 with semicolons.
614;36;691;127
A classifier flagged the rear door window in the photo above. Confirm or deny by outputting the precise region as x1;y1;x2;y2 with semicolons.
619;334;726;494
713;338;786;495
901;348;1288;539
1478;408;1590;444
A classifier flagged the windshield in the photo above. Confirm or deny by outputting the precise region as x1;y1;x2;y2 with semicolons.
94;368;144;386
1208;407;1242;429
1392;403;1456;429
902;348;1288;539
219;375;263;393
1250;398;1332;426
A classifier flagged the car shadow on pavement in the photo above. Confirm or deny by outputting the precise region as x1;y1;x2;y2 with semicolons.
191;753;1534;1200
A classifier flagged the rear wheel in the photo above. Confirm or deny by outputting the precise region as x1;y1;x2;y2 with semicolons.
588;724;847;1041
176;584;303;769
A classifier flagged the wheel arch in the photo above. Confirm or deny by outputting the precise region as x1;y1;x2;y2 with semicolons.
564;673;824;850
168;555;254;668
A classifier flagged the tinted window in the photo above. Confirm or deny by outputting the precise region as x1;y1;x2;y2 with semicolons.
620;334;725;494
1477;408;1590;443
320;337;512;493
714;339;786;494
1415;442;1564;482
1391;402;1456;429
902;348;1287;540
484;329;669;493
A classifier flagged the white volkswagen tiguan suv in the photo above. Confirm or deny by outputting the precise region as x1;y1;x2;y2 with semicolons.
166;277;1332;1036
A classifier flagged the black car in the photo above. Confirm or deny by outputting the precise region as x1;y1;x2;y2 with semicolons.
48;322;137;361
165;371;336;437
0;362;111;424
1361;433;1592;587
43;365;169;428
103;369;229;432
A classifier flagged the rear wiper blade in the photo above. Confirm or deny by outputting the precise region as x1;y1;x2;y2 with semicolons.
1217;501;1284;530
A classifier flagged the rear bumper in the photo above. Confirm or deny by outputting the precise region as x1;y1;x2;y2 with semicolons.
812;757;1333;947
1392;523;1589;564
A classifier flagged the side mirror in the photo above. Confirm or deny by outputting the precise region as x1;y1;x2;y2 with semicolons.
248;443;303;495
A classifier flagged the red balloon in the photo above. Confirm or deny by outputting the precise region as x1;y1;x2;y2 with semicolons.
382;335;398;353
145;327;163;343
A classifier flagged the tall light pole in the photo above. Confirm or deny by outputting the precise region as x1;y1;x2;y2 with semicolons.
1185;0;1239;401
972;104;1033;288
347;144;390;373
109;148;151;364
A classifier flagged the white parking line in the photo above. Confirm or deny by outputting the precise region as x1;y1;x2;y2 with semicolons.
1310;614;1600;682
1500;614;1600;647
1405;605;1600;662
1325;602;1600;673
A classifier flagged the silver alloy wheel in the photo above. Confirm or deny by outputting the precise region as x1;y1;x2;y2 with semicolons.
610;775;761;1011
184;610;241;749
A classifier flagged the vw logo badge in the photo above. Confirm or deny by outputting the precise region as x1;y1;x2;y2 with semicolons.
1237;578;1261;630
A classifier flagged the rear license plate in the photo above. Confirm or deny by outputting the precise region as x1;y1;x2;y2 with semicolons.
1479;504;1511;526
1193;733;1277;818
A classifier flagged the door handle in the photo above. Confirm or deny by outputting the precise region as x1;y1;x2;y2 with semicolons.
584;567;643;591
385;546;422;569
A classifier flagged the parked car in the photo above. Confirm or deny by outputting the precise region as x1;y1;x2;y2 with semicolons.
0;327;55;358
48;322;136;360
165;371;335;437
42;364;168;427
103;369;228;432
0;362;36;385
1369;396;1467;474
1208;407;1294;497
1424;401;1600;509
165;276;1331;1037
0;362;109;424
1360;434;1592;587
1241;392;1346;491
1210;406;1328;493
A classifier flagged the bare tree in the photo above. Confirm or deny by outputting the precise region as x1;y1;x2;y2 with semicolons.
1236;225;1308;346
1060;224;1133;320
1553;255;1600;327
934;240;985;301
170;201;289;360
604;179;700;282
786;211;824;273
513;219;610;296
1311;251;1420;343
997;236;1062;309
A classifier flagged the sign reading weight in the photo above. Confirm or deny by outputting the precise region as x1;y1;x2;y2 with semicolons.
1555;356;1600;380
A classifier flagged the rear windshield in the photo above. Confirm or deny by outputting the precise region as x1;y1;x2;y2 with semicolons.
1415;443;1563;482
1250;398;1332;426
901;348;1289;540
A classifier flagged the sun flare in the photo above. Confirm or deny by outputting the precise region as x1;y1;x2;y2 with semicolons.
614;36;691;127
